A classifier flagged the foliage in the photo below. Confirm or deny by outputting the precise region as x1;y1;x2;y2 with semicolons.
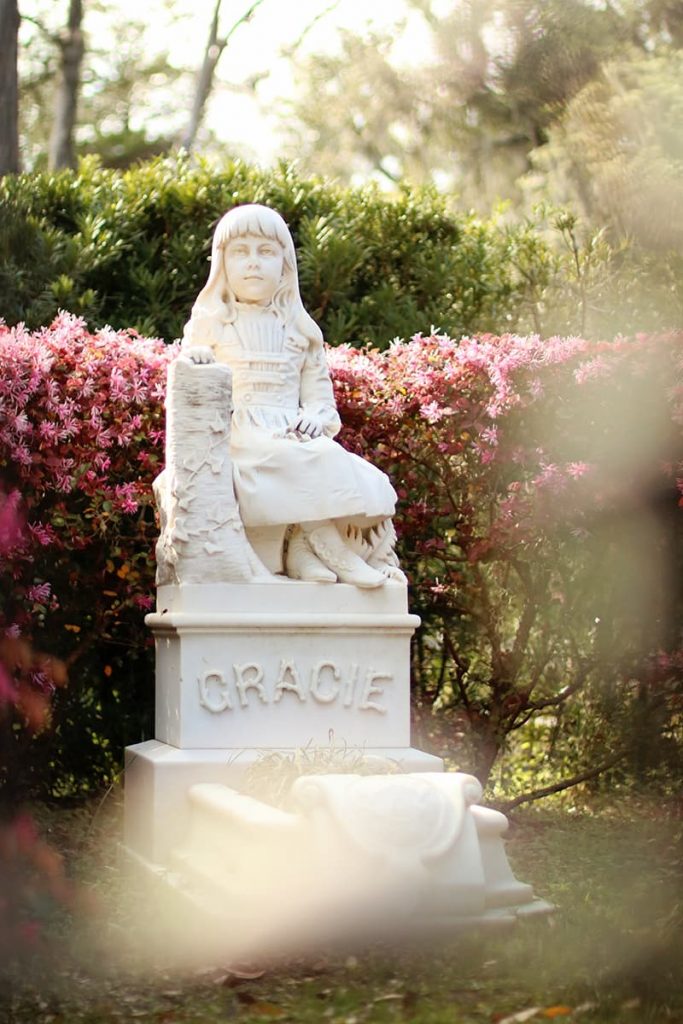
0;315;171;797
0;488;69;795
0;155;557;348
1;314;680;799
329;329;683;785
528;51;683;252
501;204;683;339
243;744;399;810
285;0;679;207
0;489;76;961
2;157;680;350
18;1;185;171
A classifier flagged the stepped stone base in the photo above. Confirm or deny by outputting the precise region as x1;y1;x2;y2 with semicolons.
123;770;552;960
124;739;442;865
123;580;552;950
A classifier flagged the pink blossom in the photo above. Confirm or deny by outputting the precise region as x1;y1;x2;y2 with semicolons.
26;582;52;603
533;463;567;492
38;421;60;442
12;443;32;466
480;425;499;446
419;400;444;424
567;461;591;479
27;522;56;546
0;490;23;553
574;356;611;384
114;483;139;514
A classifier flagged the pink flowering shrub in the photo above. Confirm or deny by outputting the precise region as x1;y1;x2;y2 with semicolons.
0;490;76;960
0;488;68;757
0;314;172;794
1;314;681;796
330;330;683;789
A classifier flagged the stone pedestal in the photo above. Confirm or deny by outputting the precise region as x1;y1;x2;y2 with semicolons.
152;581;417;748
124;580;442;865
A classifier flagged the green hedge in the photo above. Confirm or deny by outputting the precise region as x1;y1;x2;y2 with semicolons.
0;155;548;347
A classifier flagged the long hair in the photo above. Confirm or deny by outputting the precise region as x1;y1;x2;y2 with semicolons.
183;204;322;347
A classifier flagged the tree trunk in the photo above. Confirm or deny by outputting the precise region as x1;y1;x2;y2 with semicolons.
0;0;20;174
180;0;265;153
181;0;224;153
48;0;84;170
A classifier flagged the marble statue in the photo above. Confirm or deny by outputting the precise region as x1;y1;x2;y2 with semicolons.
158;203;404;589
125;205;551;951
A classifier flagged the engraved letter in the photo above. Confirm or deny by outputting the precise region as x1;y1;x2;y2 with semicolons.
233;662;268;708
198;670;232;713
310;661;340;704
273;659;306;703
359;668;391;714
343;663;359;708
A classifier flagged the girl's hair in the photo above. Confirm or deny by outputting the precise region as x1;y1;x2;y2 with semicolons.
184;204;321;347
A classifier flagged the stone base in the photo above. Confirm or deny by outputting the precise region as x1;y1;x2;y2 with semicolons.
124;738;443;865
122;771;552;960
124;578;553;952
148;582;418;750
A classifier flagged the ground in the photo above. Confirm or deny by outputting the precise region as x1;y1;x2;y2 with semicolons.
1;791;681;1024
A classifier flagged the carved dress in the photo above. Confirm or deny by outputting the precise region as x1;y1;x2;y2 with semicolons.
195;303;396;530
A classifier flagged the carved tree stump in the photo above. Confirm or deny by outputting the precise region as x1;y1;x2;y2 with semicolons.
154;357;270;584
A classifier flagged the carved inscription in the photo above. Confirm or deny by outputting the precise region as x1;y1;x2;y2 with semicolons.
310;661;340;704
233;663;268;707
274;660;306;703
198;670;232;713
197;659;391;714
359;669;391;714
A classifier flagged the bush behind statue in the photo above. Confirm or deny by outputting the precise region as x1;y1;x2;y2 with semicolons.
1;316;680;801
1;156;680;347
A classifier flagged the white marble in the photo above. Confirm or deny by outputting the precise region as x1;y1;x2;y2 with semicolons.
123;741;443;865
167;773;552;944
148;582;417;750
162;202;404;588
122;204;551;946
154;356;270;586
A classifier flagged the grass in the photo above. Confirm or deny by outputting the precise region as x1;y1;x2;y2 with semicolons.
1;791;681;1024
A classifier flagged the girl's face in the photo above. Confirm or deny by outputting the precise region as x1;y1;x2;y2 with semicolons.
224;233;284;305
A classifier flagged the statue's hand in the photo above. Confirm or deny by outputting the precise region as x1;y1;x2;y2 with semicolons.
290;413;324;439
185;345;215;365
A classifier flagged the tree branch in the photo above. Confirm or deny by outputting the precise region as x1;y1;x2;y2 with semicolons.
48;0;84;170
443;627;472;711
181;0;266;152
18;12;56;43
473;563;503;679
523;669;589;712
280;0;341;58
221;0;265;46
0;0;21;173
498;747;628;812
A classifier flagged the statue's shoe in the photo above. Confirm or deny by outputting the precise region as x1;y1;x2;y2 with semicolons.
306;524;385;589
285;527;337;583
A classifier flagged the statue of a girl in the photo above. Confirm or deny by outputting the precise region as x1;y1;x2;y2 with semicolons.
182;204;403;588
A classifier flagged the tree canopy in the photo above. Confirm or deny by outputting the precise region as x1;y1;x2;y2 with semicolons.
285;0;683;210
